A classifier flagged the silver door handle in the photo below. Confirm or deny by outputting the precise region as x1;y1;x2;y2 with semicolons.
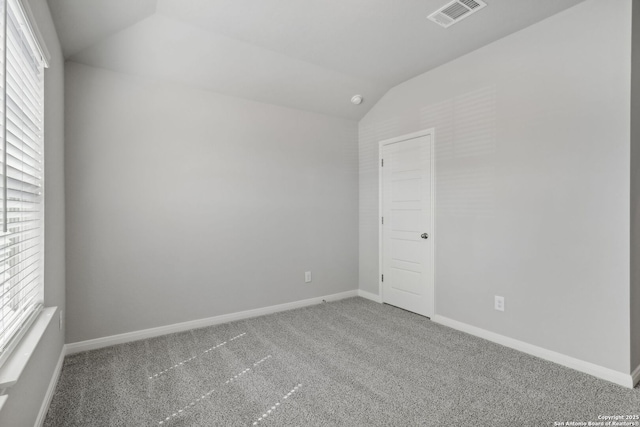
421;233;429;239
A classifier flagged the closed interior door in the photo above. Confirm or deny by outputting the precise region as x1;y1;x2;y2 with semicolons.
381;134;433;317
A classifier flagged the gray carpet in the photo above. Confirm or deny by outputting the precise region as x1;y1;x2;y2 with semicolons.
44;298;640;426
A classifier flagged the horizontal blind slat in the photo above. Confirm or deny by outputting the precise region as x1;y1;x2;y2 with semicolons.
6;106;40;137
7;121;41;152
6;164;40;184
7;189;40;203
6;152;41;175
0;240;41;265
0;223;38;239
0;248;39;276
0;267;40;302
1;288;41;332
0;250;38;279
6;18;40;93
7;139;42;166
0;263;40;299
6;76;40;120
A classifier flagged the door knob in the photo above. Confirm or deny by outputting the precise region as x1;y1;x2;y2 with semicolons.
421;233;429;239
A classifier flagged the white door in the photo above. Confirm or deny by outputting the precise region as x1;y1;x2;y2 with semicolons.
381;133;433;317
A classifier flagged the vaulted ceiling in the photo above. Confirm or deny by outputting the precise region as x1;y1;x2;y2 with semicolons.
48;0;584;120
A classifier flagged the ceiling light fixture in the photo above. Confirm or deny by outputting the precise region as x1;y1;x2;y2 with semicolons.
351;95;363;105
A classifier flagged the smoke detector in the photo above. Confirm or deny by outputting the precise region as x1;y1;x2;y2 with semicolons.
351;95;363;105
427;0;487;28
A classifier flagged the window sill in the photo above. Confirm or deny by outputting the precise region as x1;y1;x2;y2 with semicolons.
0;307;56;394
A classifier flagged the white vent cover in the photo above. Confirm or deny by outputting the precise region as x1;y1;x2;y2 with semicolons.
427;0;487;28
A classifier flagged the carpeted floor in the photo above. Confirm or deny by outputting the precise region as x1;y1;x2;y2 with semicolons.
44;297;640;426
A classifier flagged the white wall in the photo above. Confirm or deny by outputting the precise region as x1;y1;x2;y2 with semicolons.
359;0;632;374
65;62;359;343
631;0;640;374
0;0;65;425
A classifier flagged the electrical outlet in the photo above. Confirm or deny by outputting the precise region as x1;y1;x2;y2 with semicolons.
494;296;505;312
304;271;312;283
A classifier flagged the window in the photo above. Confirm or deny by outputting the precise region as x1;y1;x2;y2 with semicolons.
0;0;47;366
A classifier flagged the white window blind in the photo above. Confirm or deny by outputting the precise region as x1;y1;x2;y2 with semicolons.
0;0;46;366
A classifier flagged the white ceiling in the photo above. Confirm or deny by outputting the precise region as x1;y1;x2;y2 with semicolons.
48;0;584;120
49;0;157;59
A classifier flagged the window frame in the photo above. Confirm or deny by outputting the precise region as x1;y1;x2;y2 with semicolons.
0;0;49;371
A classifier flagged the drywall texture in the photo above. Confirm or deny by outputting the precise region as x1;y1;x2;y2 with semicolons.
0;0;65;426
631;0;640;375
359;0;632;373
65;62;358;343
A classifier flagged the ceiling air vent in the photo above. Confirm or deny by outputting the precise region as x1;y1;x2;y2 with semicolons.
427;0;487;28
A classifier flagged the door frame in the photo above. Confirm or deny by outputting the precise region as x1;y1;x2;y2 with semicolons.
378;128;436;316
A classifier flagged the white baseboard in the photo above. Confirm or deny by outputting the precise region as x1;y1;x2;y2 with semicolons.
632;364;640;387
66;290;359;355
34;346;65;427
357;289;383;303
432;315;635;389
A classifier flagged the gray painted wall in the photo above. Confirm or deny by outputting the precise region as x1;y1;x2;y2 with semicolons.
0;0;65;425
631;0;640;374
65;62;358;343
359;0;632;373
